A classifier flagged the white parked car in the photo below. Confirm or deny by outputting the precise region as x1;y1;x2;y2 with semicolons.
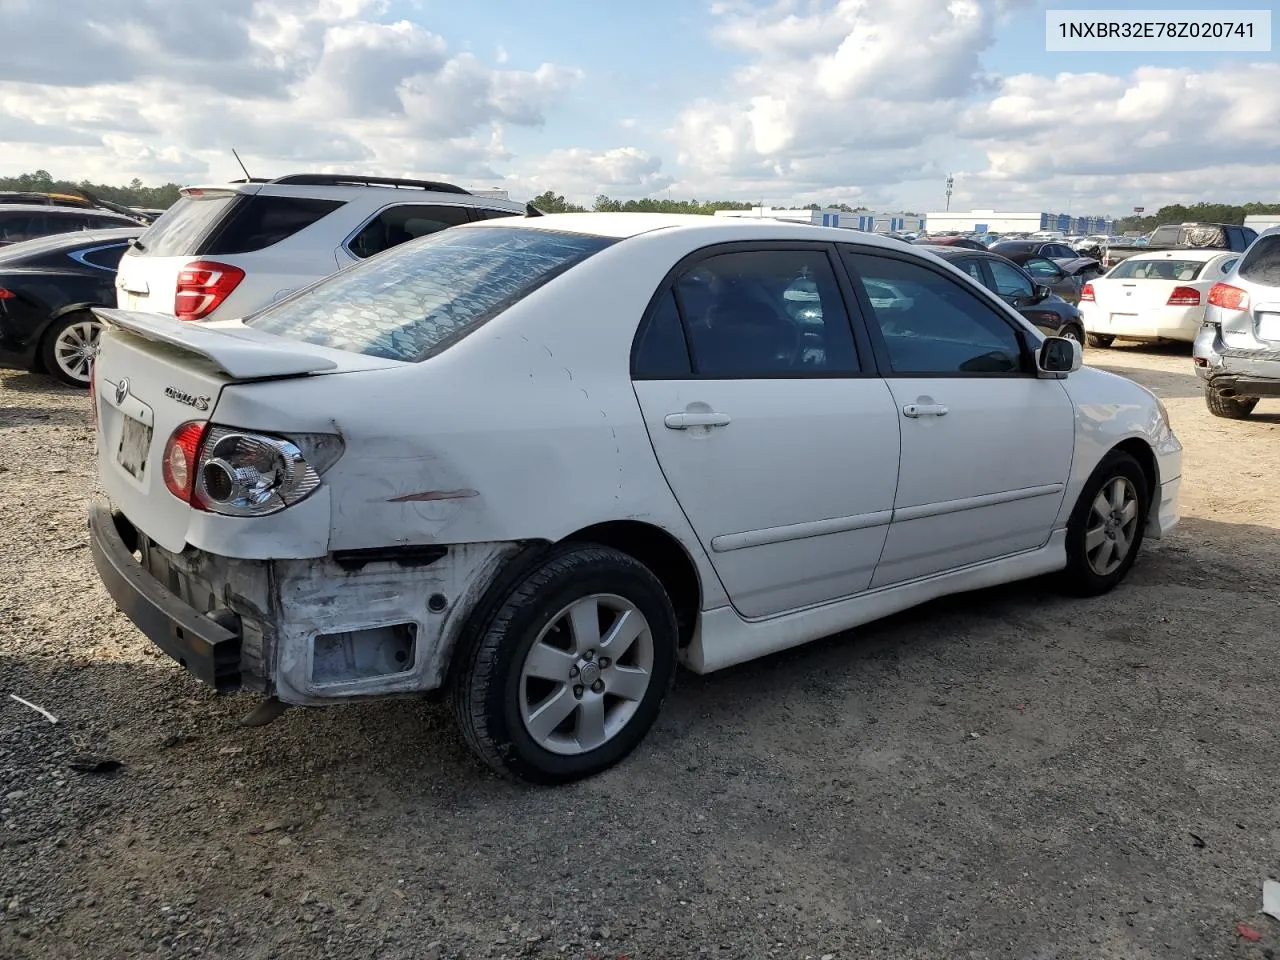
87;214;1182;783
1079;249;1241;348
114;174;526;323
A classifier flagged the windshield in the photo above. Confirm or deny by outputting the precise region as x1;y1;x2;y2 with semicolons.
133;193;238;256
1106;258;1209;281
246;226;615;361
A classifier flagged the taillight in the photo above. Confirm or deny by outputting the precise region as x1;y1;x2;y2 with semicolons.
192;429;344;517
162;421;209;502
0;288;15;300
1080;282;1095;302
1167;286;1200;306
1207;282;1250;311
174;260;245;321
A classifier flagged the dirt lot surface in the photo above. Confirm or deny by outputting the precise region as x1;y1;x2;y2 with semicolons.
2;344;1279;960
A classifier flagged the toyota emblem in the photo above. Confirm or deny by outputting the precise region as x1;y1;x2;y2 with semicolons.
115;377;129;406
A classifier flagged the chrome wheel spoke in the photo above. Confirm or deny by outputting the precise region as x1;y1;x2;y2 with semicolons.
523;641;576;682
524;687;577;743
1107;478;1126;511
1084;525;1108;552
566;597;602;655
1091;492;1111;520
575;696;608;751
1112;528;1131;562
1119;497;1137;526
599;608;644;659
607;665;650;702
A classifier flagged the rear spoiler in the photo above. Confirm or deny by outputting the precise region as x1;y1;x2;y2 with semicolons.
92;308;338;380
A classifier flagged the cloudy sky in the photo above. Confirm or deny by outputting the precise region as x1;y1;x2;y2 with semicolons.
0;0;1276;215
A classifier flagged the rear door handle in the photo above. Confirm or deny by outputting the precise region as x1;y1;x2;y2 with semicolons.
664;411;732;429
902;403;948;418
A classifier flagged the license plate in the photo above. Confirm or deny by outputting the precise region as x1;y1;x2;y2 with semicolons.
1257;313;1280;342
117;416;153;480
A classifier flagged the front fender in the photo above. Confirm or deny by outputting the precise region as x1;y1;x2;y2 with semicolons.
1052;366;1181;527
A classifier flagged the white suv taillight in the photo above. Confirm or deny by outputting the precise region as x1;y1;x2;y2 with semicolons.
160;421;343;515
175;260;245;321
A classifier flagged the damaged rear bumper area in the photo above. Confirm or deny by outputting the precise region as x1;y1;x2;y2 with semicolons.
87;501;519;706
88;503;246;692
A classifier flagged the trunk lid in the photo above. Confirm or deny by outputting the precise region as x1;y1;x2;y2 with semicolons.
1090;276;1184;315
91;308;399;553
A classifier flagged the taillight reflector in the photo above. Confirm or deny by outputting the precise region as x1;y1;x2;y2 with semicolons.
1207;282;1250;311
175;260;245;321
1079;282;1095;302
1167;286;1201;306
0;288;16;300
162;421;209;503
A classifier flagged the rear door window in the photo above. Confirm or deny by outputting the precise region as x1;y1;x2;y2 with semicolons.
134;194;239;256
204;196;344;254
472;208;522;221
1237;235;1280;285
248;226;615;361
345;204;473;259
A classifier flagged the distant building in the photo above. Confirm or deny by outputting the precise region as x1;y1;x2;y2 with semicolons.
1244;214;1280;232
923;209;1114;236
713;207;925;233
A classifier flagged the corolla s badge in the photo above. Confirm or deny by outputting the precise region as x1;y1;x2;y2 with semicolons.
164;386;210;411
114;378;129;406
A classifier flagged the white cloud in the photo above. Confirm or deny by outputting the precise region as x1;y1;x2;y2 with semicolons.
0;0;579;188
512;146;675;200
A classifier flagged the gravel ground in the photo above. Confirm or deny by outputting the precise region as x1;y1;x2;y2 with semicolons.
2;344;1279;960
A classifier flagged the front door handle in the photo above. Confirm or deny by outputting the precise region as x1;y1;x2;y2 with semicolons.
664;411;732;429
902;403;948;418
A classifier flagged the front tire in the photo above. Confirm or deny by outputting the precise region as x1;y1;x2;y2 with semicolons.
1060;451;1149;597
1204;383;1258;420
450;544;678;784
1061;323;1085;347
40;311;101;387
1085;333;1114;349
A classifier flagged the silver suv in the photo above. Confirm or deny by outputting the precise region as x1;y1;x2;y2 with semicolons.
1193;228;1280;419
114;174;529;324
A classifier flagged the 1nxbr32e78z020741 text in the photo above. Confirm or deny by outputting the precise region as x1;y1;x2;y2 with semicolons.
1045;9;1272;51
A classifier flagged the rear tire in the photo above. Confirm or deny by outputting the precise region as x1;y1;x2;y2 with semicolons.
39;311;100;387
1085;333;1114;349
1204;383;1258;420
450;544;678;784
1061;323;1085;346
1060;451;1149;597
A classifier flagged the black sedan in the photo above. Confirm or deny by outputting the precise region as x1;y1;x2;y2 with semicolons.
0;228;141;386
919;245;1086;344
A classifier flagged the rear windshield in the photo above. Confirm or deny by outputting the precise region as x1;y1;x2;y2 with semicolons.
134;194;238;256
1107;258;1208;281
246;226;615;361
1238;235;1280;285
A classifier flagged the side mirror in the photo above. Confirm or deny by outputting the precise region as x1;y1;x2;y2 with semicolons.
1033;283;1052;301
1038;336;1082;376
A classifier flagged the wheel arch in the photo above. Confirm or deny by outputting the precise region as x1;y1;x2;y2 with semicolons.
1111;437;1159;502
561;520;702;648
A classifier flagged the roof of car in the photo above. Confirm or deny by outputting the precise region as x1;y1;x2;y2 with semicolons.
481;212;912;246
184;177;525;210
917;244;999;259
0;203;138;217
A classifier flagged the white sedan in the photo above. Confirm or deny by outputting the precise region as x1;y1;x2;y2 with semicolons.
1079;249;1241;347
86;214;1182;783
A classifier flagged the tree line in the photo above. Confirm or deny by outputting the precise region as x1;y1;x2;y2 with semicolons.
1115;201;1280;233
529;192;900;215
8;172;1271;228
1;170;182;208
